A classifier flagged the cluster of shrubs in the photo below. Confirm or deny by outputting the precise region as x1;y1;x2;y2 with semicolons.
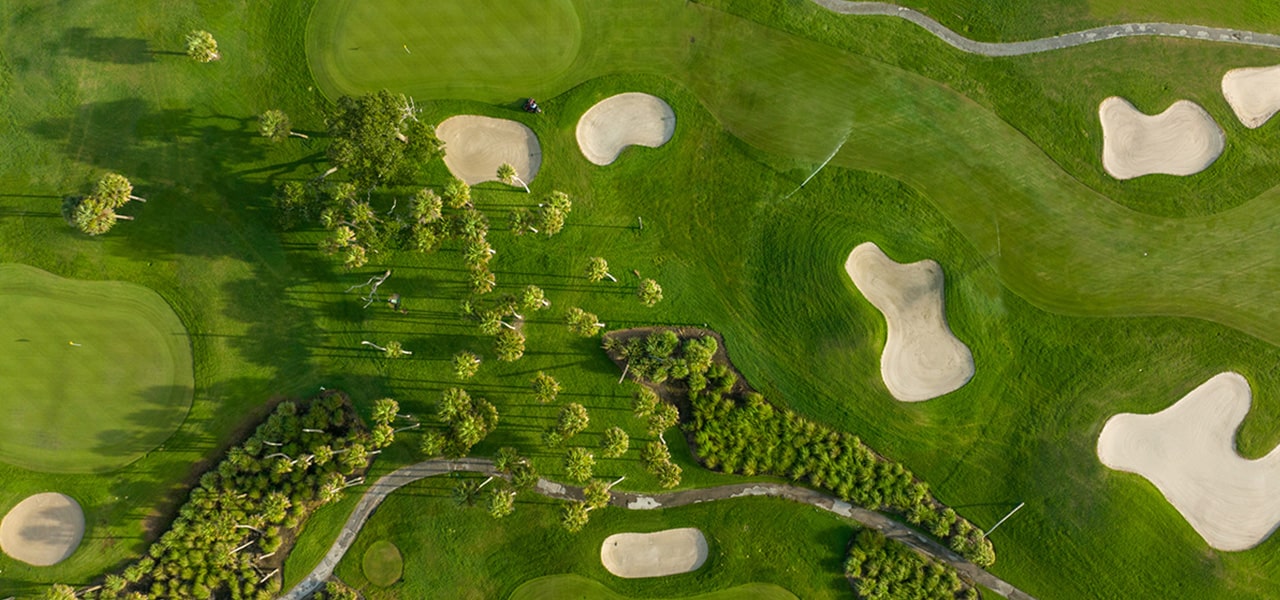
607;330;995;567
79;393;381;600
846;528;978;600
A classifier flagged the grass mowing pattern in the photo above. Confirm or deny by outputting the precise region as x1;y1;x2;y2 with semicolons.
510;574;798;600
0;264;192;473
308;0;1280;349
361;540;402;587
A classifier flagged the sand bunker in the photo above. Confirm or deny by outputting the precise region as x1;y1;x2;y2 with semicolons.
1223;65;1280;128
600;527;707;578
0;493;84;566
575;93;676;165
845;242;974;402
1097;372;1280;551
437;115;541;185
1098;97;1224;180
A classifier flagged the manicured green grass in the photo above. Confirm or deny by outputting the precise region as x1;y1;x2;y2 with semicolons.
333;476;845;599
0;264;192;473
361;540;403;587
510;575;798;600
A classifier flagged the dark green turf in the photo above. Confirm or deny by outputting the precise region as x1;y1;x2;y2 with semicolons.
0;264;192;473
510;575;798;600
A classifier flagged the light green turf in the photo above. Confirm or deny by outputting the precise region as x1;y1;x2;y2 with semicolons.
308;0;1280;349
510;575;798;600
0;264;192;473
361;540;403;587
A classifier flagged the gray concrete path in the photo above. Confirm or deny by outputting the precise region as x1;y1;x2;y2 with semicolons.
280;459;1034;600
810;0;1280;55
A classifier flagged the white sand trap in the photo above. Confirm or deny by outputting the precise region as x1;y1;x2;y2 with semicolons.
1223;65;1280;128
600;527;707;578
1097;372;1280;551
575;93;675;165
437;115;541;186
0;493;84;566
845;242;974;402
1099;96;1224;180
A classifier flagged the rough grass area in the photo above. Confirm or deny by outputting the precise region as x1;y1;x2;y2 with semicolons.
361;540;403;587
510;574;798;600
0;264;192;473
333;476;840;599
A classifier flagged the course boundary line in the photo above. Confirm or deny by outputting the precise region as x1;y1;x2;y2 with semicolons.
278;458;1034;600
809;0;1280;55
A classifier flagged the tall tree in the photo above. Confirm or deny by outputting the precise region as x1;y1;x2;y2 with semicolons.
494;329;526;362
371;398;399;426
94;172;145;207
637;278;664;307
648;401;679;443
496;162;529;193
585;256;616;282
565;307;604;337
258;109;309;142
600;426;630;458
531;372;561;404
443;178;472;209
185;30;220;62
560;501;590;532
488;486;516;518
325;90;444;185
563;447;595;483
411;188;443;223
452;351;481;379
538;191;573;236
66;196;131;235
632;387;660;419
555;403;590;439
520;285;551;313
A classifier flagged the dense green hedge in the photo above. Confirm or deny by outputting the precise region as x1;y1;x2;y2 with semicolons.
846;528;977;600
607;330;994;567
71;393;378;600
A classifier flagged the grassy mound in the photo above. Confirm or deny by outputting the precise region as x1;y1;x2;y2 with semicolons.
362;540;403;587
511;574;798;600
0;264;192;473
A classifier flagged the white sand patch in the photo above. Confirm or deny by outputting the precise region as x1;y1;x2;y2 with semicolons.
600;528;707;578
0;493;84;566
845;242;974;402
575;93;675;166
1098;96;1224;180
1222;65;1280;128
1097;372;1280;551
437;115;541;185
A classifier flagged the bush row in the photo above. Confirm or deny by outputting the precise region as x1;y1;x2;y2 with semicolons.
846;528;978;600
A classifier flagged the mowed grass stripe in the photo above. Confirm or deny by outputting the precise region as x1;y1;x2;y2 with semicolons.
0;264;193;473
307;0;1280;346
510;574;799;600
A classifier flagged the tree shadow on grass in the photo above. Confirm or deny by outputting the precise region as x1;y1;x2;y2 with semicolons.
52;27;155;64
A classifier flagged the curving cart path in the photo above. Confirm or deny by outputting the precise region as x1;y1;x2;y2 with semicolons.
279;458;1034;600
810;0;1280;55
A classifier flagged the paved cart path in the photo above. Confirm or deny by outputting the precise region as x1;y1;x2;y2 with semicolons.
810;0;1280;55
279;458;1034;600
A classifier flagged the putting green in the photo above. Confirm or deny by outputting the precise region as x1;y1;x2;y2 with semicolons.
0;264;193;473
307;0;1280;346
362;539;403;587
509;575;799;600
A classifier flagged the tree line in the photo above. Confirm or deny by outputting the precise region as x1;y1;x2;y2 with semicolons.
603;329;996;567
845;528;978;600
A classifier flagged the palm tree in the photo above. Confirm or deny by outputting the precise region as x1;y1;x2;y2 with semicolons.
556;403;590;439
585;256;616;282
600;426;630;458
565;307;604;337
69;197;131;235
258;109;309;142
520;284;551;313
560;501;590;532
452;351;481;379
488;486;516;518
494;329;526;362
361;340;411;357
496;162;529;193
563;447;595;483
412;188;443;223
637;278;664;307
648;402;679;443
443;178;471;209
185;30;221;62
531;372;561;404
95;172;145;206
371;398;399;425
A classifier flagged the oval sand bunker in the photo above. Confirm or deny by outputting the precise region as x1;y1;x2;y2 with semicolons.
0;493;84;566
1098;372;1280;551
576;93;675;165
1099;96;1223;180
437;115;541;185
845;242;973;402
1222;65;1280;128
600;528;707;578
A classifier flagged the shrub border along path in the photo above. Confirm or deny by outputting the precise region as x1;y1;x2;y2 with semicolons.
279;458;1033;600
809;0;1280;55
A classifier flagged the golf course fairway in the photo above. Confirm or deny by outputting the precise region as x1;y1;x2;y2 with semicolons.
309;0;1280;347
0;264;193;473
509;575;798;600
